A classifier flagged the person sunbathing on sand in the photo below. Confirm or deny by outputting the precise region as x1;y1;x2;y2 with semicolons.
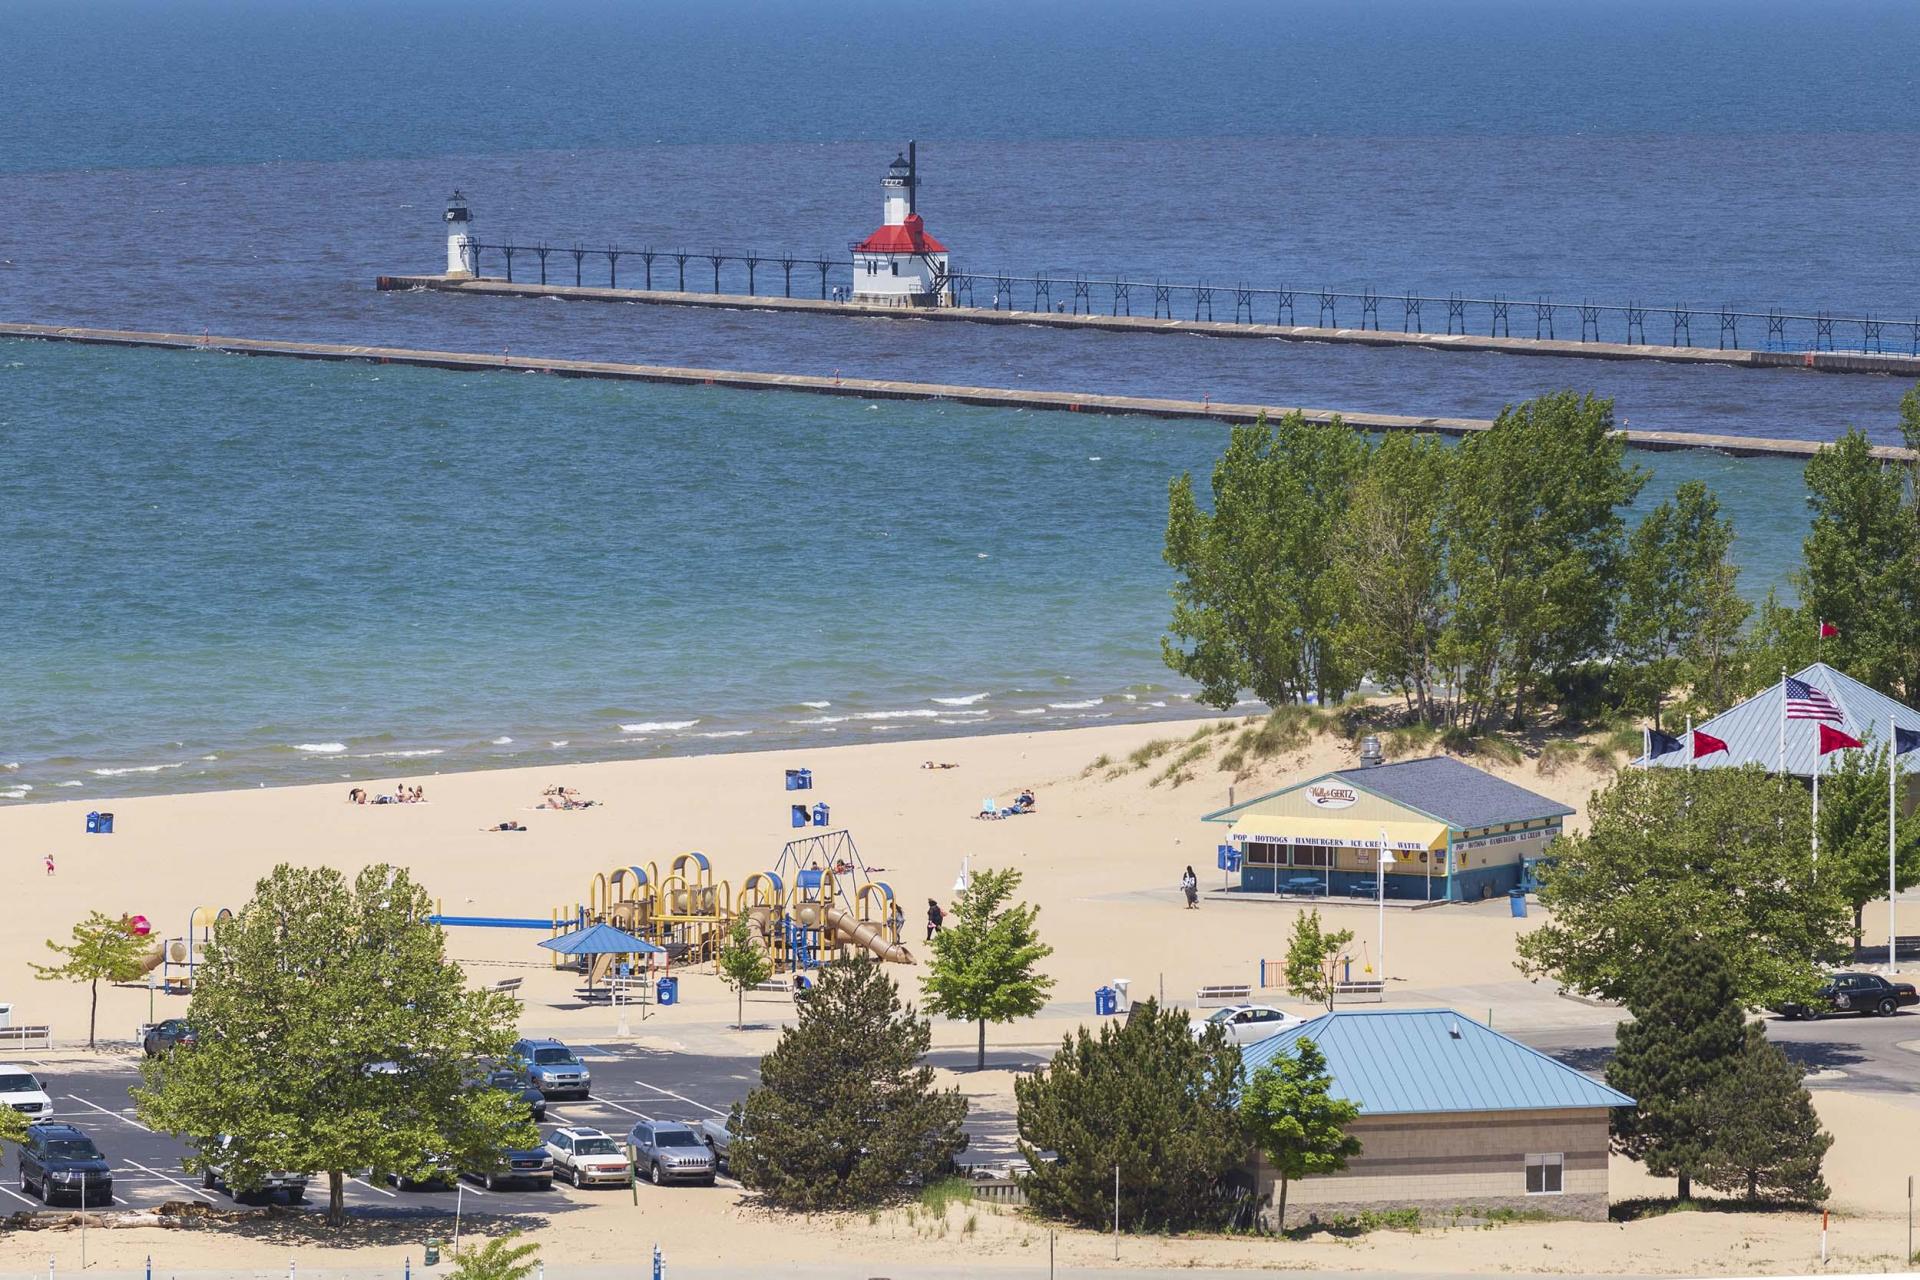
483;820;527;832
920;761;959;770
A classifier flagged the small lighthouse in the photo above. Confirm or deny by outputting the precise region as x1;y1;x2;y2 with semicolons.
849;143;950;307
444;191;476;276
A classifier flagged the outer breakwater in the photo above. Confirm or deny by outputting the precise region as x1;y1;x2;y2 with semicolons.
376;273;1920;378
3;321;1907;463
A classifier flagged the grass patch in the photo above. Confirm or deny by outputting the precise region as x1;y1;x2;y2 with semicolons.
1438;727;1523;764
1081;752;1112;778
1603;725;1645;756
1382;722;1439;756
1585;742;1623;771
1127;738;1178;769
1290;1206;1423;1238
1152;742;1212;787
1217;746;1247;774
1609;1195;1825;1223
916;1175;974;1217
1534;739;1585;777
1445;1205;1554;1228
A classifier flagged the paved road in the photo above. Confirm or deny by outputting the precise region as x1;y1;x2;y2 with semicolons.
4;1010;1908;1222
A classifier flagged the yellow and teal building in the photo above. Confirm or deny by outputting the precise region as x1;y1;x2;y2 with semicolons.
1201;756;1572;902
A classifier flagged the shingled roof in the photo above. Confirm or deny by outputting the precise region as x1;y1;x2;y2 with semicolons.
1203;755;1572;831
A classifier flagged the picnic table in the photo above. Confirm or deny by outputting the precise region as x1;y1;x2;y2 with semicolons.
1284;875;1326;897
1348;880;1379;899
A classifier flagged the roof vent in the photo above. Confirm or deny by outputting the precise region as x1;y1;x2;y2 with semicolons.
1360;736;1384;768
1448;1020;1462;1039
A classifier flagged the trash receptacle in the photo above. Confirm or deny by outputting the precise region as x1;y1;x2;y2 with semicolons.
1509;889;1529;918
656;976;679;1007
1094;986;1116;1016
424;1238;442;1267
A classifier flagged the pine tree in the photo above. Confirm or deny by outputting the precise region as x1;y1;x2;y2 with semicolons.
1015;1000;1244;1231
1240;1038;1362;1229
1283;909;1353;1011
920;867;1055;1070
134;864;533;1226
716;911;773;1030
1698;1023;1832;1203
733;954;967;1209
32;911;153;1050
1604;934;1749;1200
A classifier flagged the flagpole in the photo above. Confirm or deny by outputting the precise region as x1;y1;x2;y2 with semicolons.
1377;827;1388;982
1892;715;1900;974
1686;715;1693;774
1812;750;1820;873
1778;667;1787;778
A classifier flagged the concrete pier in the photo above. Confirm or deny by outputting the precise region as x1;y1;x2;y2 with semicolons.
375;273;1920;378
2;320;1906;463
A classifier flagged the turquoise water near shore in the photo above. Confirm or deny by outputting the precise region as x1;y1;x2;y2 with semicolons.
1;339;1811;801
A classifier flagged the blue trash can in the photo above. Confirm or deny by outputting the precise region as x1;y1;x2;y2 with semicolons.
1509;889;1529;919
785;768;814;791
811;801;830;827
656;976;679;1007
791;804;810;828
85;811;114;835
1094;986;1117;1016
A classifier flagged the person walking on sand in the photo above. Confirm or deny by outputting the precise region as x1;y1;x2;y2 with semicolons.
44;853;56;876
926;897;945;942
1180;865;1198;909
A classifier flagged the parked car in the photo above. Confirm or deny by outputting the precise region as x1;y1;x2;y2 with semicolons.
0;1071;55;1122
386;1155;457;1192
1193;1004;1307;1046
202;1135;309;1203
697;1114;735;1173
18;1122;113;1205
545;1127;631;1188
626;1120;716;1187
466;1146;554;1191
512;1038;591;1099
1774;972;1920;1019
142;1019;197;1056
483;1068;547;1122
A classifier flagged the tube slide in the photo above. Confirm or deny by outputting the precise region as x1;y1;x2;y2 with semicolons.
823;905;912;964
137;943;165;975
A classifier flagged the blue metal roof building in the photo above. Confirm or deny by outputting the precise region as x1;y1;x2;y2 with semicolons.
1240;1009;1631;1114
1238;1009;1631;1227
1635;662;1920;780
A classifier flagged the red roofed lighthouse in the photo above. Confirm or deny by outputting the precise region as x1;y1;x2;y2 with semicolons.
850;142;951;307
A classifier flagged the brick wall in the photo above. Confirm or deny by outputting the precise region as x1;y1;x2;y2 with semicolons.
1251;1107;1612;1227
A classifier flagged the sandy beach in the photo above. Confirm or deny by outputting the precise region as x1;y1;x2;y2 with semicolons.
1;718;1913;1276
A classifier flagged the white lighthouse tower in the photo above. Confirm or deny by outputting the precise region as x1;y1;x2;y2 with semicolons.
850;144;950;307
443;191;476;276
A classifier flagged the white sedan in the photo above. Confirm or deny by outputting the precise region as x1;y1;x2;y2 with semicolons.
1194;1005;1307;1046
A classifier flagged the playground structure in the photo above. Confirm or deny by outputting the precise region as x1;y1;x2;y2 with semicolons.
564;830;910;976
138;905;231;994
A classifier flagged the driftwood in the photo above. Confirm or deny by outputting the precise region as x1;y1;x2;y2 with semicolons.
5;1200;279;1231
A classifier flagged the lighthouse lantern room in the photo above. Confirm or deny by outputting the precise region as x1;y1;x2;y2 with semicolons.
850;143;950;307
444;191;476;276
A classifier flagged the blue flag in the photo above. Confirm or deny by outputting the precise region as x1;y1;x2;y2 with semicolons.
1896;726;1920;756
1646;728;1684;760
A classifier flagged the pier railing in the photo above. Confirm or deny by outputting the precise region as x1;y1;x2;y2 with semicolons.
462;241;1919;356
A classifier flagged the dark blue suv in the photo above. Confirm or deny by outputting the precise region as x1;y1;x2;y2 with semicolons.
19;1122;113;1204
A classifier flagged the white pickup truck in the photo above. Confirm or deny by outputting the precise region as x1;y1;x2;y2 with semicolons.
698;1115;735;1172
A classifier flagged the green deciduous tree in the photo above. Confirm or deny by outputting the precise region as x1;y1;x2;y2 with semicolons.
1614;480;1748;725
920;866;1055;1070
716;911;773;1030
449;1231;541;1280
1239;1038;1361;1229
1812;741;1920;945
1516;765;1846;1008
733;954;966;1209
32;911;152;1050
1164;411;1368;709
1698;1023;1832;1203
1796;429;1920;702
1016;999;1244;1231
1604;935;1749;1200
133;864;533;1226
1282;909;1354;1011
1444;392;1646;729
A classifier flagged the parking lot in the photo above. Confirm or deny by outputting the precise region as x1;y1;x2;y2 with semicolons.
0;1042;766;1217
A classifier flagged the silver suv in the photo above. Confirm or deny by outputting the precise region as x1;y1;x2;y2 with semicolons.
626;1120;716;1186
512;1038;591;1099
202;1135;310;1203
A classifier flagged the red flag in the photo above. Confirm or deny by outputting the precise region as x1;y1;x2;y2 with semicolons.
1692;729;1729;759
1818;620;1838;638
1818;723;1863;755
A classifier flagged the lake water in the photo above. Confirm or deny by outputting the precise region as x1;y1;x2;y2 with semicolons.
1;0;1913;799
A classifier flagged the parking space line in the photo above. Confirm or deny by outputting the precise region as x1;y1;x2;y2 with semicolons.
123;1159;217;1203
357;1176;397;1198
626;1080;725;1116
588;1098;651;1120
63;1094;152;1131
0;1186;37;1207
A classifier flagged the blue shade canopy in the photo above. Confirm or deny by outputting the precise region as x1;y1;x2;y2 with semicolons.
538;923;665;956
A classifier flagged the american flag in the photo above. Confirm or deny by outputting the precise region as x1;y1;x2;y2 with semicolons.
1784;676;1844;723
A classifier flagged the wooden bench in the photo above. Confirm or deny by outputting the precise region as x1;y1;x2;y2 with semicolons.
0;1026;53;1051
1332;980;1386;1004
492;977;524;996
747;980;797;1000
1196;983;1254;1007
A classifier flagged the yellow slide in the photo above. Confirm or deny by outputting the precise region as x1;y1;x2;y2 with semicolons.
823;905;912;964
137;942;166;975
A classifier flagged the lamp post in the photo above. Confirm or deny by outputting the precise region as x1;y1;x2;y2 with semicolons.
953;855;971;897
1377;829;1391;981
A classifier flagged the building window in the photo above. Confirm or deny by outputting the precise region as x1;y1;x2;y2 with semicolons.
1290;846;1333;868
1244;842;1283;867
1524;1153;1563;1195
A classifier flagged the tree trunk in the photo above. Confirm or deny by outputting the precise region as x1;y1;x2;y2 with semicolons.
977;1018;986;1071
737;986;744;1030
1277;1172;1290;1233
1747;1170;1757;1200
1678;1172;1691;1201
328;1169;346;1226
88;976;98;1050
1853;901;1865;948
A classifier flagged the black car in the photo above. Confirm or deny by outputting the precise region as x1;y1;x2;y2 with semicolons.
1775;972;1920;1019
466;1145;554;1191
485;1069;547;1122
19;1122;113;1204
142;1019;197;1056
